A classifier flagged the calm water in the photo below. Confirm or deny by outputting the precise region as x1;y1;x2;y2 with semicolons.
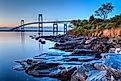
0;32;63;81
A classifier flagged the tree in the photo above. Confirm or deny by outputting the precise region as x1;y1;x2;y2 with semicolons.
89;15;95;25
71;19;81;27
89;15;95;22
95;3;114;20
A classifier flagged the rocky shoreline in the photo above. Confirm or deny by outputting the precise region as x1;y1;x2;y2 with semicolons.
14;35;121;81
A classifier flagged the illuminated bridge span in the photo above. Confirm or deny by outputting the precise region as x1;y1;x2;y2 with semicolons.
10;14;72;35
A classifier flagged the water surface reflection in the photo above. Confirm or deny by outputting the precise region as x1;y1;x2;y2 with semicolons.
0;32;61;81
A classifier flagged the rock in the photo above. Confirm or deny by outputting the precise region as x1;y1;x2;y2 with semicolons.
101;53;121;70
25;62;60;77
65;41;77;45
91;42;109;53
49;67;77;81
83;45;91;49
38;39;42;42
115;48;121;54
72;49;97;56
13;65;25;71
71;70;86;81
72;66;87;81
75;36;85;40
53;41;77;52
109;47;121;54
109;48;115;53
71;65;89;81
87;70;110;81
63;56;95;62
26;59;33;65
41;40;46;44
38;39;46;44
14;34;121;80
35;36;40;40
84;37;97;44
59;38;65;43
71;53;121;81
91;63;121;81
29;62;59;70
29;35;33;37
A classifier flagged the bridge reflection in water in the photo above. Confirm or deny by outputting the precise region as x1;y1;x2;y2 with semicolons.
10;14;71;36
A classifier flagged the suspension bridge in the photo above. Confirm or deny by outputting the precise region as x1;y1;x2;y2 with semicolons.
10;14;72;35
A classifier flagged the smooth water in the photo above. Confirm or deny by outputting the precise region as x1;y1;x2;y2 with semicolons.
0;32;62;81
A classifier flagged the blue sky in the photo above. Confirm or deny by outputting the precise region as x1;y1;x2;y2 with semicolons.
0;0;121;27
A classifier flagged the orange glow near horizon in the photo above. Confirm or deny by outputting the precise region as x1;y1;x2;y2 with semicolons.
0;23;19;27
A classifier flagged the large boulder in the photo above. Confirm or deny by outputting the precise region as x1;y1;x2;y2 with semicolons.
49;66;77;81
71;53;121;81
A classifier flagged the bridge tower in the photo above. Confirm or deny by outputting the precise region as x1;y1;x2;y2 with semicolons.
21;20;24;32
53;23;58;35
64;24;67;34
38;14;43;36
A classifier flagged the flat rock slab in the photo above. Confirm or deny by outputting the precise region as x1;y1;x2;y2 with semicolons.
72;49;98;55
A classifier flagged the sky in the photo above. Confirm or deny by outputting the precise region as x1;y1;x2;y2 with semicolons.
0;0;121;27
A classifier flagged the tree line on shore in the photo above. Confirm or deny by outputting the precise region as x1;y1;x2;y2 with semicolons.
70;2;121;35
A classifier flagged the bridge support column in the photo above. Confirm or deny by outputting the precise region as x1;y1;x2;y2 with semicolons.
20;20;25;44
53;23;58;35
64;24;67;34
38;14;43;36
21;20;24;32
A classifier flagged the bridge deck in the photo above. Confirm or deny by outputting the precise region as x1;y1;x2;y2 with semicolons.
10;21;71;31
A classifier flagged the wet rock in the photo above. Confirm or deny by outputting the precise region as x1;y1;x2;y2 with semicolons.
109;47;121;54
29;62;59;70
49;67;77;81
82;45;91;49
41;40;46;44
101;53;121;70
91;42;110;53
115;48;121;54
91;63;121;81
15;34;121;80
38;39;46;44
71;53;121;81
75;36;85;40
63;56;95;62
109;48;115;53
26;59;33;65
38;39;42;42
87;70;109;81
35;36;40;40
25;62;60;77
71;63;94;81
13;65;25;71
54;41;77;52
72;49;97;56
71;68;87;81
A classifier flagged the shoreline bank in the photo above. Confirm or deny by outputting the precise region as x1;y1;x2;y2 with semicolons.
14;34;121;81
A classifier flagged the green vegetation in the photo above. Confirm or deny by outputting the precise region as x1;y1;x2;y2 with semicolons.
95;3;114;20
70;3;121;35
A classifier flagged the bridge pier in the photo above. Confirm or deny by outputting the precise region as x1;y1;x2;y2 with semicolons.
21;20;24;32
20;20;25;45
38;14;43;36
53;23;58;35
64;24;67;34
